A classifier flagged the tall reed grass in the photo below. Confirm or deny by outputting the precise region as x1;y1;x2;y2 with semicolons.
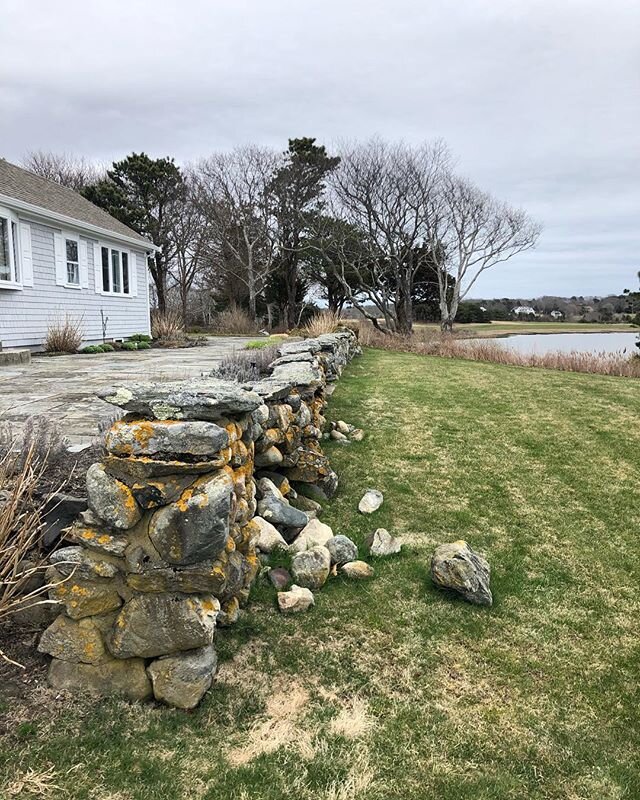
358;323;640;379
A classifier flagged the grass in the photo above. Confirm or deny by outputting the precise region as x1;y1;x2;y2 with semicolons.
414;320;637;337
245;335;289;350
2;349;640;799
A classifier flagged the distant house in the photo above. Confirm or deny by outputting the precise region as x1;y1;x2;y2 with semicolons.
550;310;564;319
512;305;537;317
0;159;156;350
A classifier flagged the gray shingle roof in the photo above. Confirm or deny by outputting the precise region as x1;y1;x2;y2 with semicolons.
0;159;152;246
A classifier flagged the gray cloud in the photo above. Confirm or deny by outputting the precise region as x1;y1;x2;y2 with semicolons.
2;0;638;297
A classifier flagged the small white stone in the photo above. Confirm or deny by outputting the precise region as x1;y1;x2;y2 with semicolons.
277;584;315;614
358;489;383;514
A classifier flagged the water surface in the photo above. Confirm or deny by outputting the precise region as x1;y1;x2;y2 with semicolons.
491;332;638;356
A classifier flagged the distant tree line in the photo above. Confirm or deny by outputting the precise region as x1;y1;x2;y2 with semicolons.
22;140;541;332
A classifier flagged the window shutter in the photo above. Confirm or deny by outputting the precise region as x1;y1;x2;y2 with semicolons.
53;231;66;286
19;222;33;286
94;243;102;292
130;252;138;296
80;240;89;288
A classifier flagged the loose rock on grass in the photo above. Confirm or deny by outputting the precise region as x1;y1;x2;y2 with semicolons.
341;561;374;579
326;535;358;566
277;584;315;614
358;488;383;514
366;528;402;557
431;540;492;606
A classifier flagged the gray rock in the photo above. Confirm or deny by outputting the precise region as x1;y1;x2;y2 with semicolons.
86;463;142;530
341;561;374;579
335;420;351;434
105;419;229;458
289;494;322;518
149;471;233;565
46;567;123;620
269;567;292;590
108;593;219;659
326;535;358;566
38;614;111;664
257;489;308;532
270;361;324;392
431;541;492;606
99;378;262;421
68;521;129;557
47;656;152;701
289;518;333;554
254;446;284;467
49;546;120;580
42;494;87;548
253;516;289;553
292;483;328;504
278;340;322;356
291;546;331;590
330;429;349;442
277;584;315;613
358;489;383;514
367;528;402;557
147;645;218;709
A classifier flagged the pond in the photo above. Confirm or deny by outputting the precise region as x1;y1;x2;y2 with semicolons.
490;332;639;356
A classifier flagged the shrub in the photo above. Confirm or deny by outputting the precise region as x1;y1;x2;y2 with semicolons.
212;346;279;382
136;341;151;350
0;439;67;640
303;309;342;337
213;304;259;336
128;333;152;342
100;343;115;352
121;341;138;351
80;345;102;354
44;313;84;353
151;309;185;341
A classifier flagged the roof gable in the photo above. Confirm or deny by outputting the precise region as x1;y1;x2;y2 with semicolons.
0;158;153;247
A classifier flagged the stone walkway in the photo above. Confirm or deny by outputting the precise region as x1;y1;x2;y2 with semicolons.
0;337;254;445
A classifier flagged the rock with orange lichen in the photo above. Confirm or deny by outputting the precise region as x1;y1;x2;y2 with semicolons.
49;546;121;580
38;613;111;664
86;462;142;530
48;656;152;701
216;597;240;627
125;558;229;595
67;519;129;557
103;453;230;481
129;474;197;509
46;567;122;620
108;593;219;659
148;471;233;565
106;419;229;459
147;644;218;709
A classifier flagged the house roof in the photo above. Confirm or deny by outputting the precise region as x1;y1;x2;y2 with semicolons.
0;158;154;248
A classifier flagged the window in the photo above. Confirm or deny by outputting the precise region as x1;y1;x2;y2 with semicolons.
101;245;131;295
0;214;20;285
66;238;80;285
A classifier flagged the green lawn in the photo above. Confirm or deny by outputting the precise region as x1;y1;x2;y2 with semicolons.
2;349;640;799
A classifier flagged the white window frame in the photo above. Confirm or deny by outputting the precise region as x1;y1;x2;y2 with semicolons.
64;232;81;289
0;206;21;289
99;243;133;297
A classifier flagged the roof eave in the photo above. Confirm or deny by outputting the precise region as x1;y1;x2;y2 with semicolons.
0;193;160;252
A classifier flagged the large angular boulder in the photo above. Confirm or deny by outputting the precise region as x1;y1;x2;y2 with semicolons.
147;645;218;709
86;463;142;530
291;546;331;590
99;378;262;421
431;541;492;606
48;656;152;701
149;471;233;565
108;593;219;658
38;614;111;664
289;519;333;554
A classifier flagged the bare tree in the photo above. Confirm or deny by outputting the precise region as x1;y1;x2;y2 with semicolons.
423;174;541;331
319;139;448;334
195;147;279;323
22;150;104;191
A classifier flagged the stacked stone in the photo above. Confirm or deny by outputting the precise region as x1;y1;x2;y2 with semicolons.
38;329;360;708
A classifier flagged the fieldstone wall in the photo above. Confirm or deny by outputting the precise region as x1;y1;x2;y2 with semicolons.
38;331;360;708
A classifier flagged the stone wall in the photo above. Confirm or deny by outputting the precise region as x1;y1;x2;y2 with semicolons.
38;331;360;708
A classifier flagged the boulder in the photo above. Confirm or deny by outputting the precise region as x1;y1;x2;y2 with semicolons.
289;494;322;518
277;584;315;614
46;567;122;620
291;546;331;590
38;614;111;664
104;453;228;481
341;561;374;579
326;535;358;566
99;378;262;421
48;656;152;701
254;446;284;467
289;518;334;554
106;419;229;458
430;540;492;606
147;645;218;709
149;471;233;565
125;558;228;595
253;516;289;553
330;430;349;443
256;482;308;532
49;546;120;580
335;420;351;435
68;521;129;557
367;528;402;557
86;463;142;530
108;593;219;659
358;489;383;514
268;567;292;590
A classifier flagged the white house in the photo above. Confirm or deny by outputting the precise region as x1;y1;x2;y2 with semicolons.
512;305;537;317
0;159;156;350
550;310;564;319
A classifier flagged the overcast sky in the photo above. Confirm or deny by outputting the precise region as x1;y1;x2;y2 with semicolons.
1;0;638;298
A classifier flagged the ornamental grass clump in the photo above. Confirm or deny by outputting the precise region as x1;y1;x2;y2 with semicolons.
44;313;84;353
303;310;342;338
